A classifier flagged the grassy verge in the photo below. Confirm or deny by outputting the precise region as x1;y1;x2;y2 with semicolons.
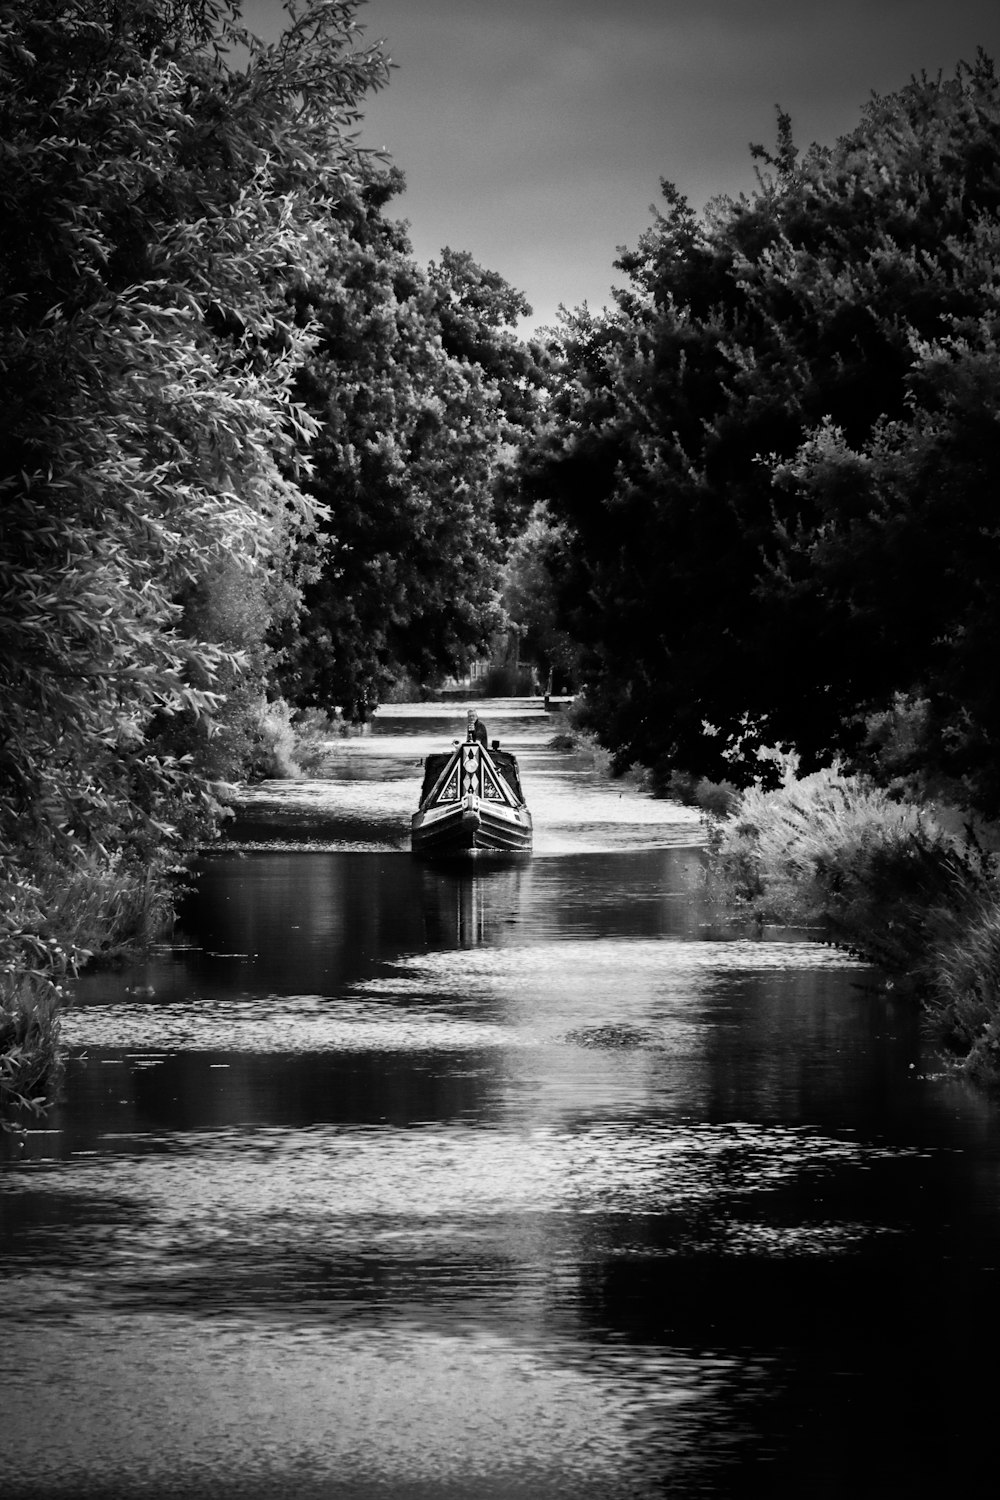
708;766;1000;1087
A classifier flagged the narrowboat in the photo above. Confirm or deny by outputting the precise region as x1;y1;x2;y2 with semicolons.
411;734;533;858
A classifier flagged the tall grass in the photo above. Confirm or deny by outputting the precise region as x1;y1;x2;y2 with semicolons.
656;766;741;816
1;849;180;1129
709;766;1000;1086
0;974;61;1123
924;893;1000;1085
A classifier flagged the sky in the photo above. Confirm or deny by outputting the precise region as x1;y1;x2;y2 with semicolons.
243;0;1000;333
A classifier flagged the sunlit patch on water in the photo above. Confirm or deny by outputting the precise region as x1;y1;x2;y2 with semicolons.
4;1120;918;1349
222;838;412;853
353;937;871;1001
60;937;870;1056
226;776;414;851
227;728;707;856
234;778;417;814
0;1312;745;1500
59;994;520;1053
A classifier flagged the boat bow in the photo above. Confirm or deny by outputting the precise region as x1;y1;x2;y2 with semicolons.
411;739;532;858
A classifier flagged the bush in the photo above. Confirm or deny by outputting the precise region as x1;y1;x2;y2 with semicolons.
0;0;389;1119
709;765;1000;1086
1;852;173;1129
0;976;61;1127
711;767;952;918
247;698;303;781
547;726;612;775
481;663;538;696
380;674;424;704
923;885;1000;1077
656;766;740;815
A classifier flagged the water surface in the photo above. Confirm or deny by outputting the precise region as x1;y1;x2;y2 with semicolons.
3;701;1000;1498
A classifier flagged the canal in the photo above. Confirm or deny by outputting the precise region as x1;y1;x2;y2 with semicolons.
3;701;1000;1498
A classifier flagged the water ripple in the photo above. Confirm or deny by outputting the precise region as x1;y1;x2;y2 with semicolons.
0;1314;742;1500
7;1119;920;1226
60;995;516;1054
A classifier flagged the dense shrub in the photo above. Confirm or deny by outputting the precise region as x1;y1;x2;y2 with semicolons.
0;849;178;1127
481;663;539;697
247;698;303;782
521;58;1000;816
0;978;61;1127
0;0;387;1119
656;767;741;816
710;766;1000;1085
925;893;1000;1082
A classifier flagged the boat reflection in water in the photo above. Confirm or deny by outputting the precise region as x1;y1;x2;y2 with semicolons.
417;856;531;950
411;729;533;858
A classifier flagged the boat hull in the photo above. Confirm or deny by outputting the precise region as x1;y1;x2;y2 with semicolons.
411;796;532;858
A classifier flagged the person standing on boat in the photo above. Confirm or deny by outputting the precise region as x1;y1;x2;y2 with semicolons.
466;708;488;746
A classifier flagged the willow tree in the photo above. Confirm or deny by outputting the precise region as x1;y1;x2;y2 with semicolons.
0;0;386;1073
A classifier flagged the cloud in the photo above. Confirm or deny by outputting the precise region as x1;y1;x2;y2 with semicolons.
242;0;1000;328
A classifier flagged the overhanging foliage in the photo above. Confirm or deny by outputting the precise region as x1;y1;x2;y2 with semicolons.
522;54;1000;814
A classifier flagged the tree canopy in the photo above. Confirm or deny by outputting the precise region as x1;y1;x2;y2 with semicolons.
277;171;548;718
0;0;387;888
521;53;1000;814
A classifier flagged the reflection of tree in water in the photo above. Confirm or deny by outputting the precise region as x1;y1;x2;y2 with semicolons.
176;852;434;998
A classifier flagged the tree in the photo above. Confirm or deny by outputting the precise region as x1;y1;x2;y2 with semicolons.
277;172;546;718
773;228;1000;812
0;1;386;943
522;55;1000;810
499;503;581;692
